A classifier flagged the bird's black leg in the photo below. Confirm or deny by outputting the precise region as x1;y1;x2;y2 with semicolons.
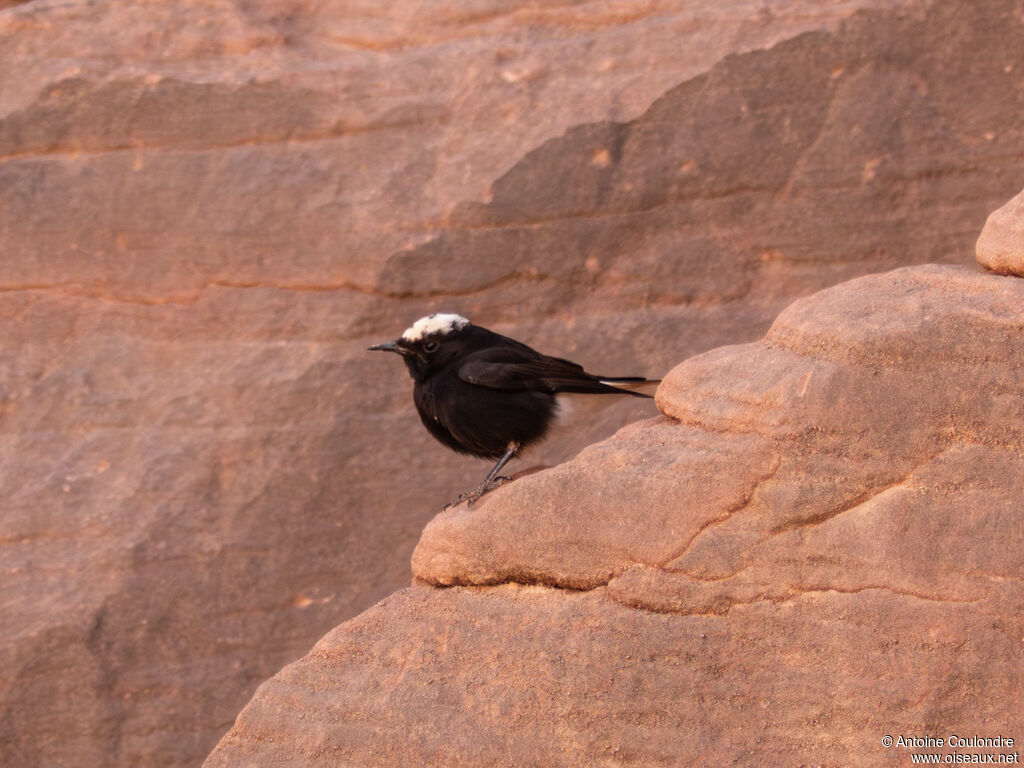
484;442;518;483
448;442;520;508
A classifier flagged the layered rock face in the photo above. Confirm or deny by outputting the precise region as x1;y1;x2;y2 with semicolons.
207;264;1024;767
4;1;1024;766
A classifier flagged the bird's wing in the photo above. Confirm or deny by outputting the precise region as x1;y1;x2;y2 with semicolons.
457;347;652;397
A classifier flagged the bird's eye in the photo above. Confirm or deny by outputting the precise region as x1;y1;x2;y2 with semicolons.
424;340;440;353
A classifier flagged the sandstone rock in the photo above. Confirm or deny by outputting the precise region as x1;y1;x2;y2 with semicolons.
208;584;1021;767
5;1;1024;767
414;265;1024;594
0;0;906;300
977;188;1024;276
206;264;1024;767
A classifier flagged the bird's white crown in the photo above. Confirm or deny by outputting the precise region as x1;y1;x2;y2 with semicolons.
400;313;470;342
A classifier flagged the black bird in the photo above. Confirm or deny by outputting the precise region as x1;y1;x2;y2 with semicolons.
369;313;656;505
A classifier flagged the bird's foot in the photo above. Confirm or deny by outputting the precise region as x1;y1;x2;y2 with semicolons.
445;476;511;509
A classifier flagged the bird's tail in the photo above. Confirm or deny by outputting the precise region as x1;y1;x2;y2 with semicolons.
598;375;655;384
596;376;661;397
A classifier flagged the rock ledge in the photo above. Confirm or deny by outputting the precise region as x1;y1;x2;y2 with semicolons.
205;264;1024;768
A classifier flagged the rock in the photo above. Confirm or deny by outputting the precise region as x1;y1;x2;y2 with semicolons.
0;0;906;300
206;264;1024;767
6;1;1024;766
414;265;1024;595
207;585;1020;767
977;188;1024;276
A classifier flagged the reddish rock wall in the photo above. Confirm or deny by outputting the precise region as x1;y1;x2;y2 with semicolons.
3;1;1024;766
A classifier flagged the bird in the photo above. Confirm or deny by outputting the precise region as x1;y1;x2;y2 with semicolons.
368;312;657;506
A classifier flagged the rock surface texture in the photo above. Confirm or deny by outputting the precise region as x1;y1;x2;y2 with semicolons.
977;187;1024;276
207;264;1024;767
4;1;1024;766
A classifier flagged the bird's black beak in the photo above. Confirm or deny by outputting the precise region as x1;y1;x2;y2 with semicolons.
368;340;401;353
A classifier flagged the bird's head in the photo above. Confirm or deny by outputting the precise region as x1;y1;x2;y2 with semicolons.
368;312;473;380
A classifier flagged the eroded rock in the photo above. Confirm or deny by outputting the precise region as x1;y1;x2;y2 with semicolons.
206;264;1024;767
977;187;1024;276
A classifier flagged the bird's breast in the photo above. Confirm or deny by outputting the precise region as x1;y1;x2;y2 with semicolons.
414;374;557;459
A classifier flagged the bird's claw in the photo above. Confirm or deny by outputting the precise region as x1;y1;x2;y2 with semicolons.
445;476;511;509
